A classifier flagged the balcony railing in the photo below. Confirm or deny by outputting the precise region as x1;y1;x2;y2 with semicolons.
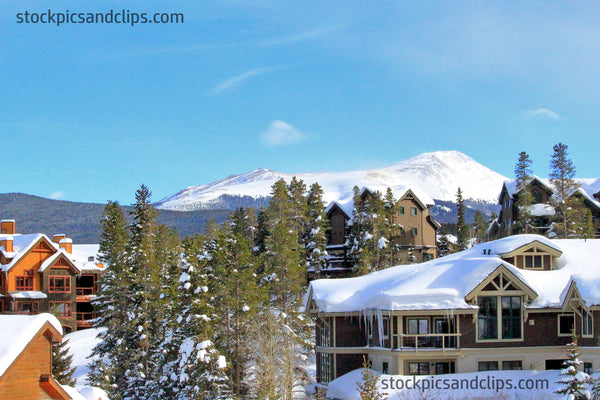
76;287;96;296
76;312;96;321
397;333;461;351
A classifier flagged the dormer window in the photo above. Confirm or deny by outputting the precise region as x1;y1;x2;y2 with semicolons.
499;241;562;271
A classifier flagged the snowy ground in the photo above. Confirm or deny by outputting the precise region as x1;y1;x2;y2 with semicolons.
326;369;576;400
64;327;109;400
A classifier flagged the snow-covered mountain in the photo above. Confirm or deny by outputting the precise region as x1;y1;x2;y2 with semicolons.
155;151;508;211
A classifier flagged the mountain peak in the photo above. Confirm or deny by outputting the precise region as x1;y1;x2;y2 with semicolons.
156;151;508;211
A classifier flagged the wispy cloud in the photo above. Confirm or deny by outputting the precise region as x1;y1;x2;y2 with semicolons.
523;108;561;120
49;191;64;200
258;25;345;47
261;120;306;147
209;67;275;95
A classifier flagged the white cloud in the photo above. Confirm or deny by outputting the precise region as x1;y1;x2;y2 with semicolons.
261;120;306;147
523;108;561;120
259;25;345;47
49;191;64;200
209;67;274;95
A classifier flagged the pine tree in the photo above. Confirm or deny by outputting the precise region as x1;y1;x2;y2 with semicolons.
381;188;402;268
161;234;232;400
549;143;581;238
473;210;487;244
88;201;130;398
357;357;384;400
211;208;264;398
436;226;452;257
304;183;328;277
252;179;313;400
455;188;469;251
554;334;591;400
514;151;534;234
52;338;76;386
348;186;370;275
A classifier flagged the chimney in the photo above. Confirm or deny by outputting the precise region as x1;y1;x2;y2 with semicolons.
1;220;15;235
53;234;66;244
0;236;13;252
59;238;73;254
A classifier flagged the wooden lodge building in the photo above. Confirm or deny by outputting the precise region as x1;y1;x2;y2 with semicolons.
489;177;600;239
317;187;440;278
0;313;72;400
0;219;104;333
306;234;600;388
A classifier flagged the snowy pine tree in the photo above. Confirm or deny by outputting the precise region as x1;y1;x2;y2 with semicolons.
514;151;534;234
88;201;130;398
52;338;76;386
555;334;591;400
304;183;328;277
357;357;384;400
549;143;582;238
455;188;469;251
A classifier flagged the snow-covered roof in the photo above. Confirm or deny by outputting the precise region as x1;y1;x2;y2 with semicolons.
0;314;62;377
307;235;600;313
9;291;48;299
500;177;600;210
0;232;102;273
70;244;104;272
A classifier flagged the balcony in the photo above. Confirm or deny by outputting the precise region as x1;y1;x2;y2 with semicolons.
396;333;461;351
76;312;97;328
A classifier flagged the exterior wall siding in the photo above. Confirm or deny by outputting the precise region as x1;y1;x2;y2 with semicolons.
0;330;56;400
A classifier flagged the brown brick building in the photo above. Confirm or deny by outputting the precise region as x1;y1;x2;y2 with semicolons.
318;187;439;278
0;219;104;333
306;234;600;389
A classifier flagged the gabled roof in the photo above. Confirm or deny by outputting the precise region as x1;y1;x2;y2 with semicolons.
498;176;553;202
0;233;57;273
0;314;62;377
39;249;81;274
306;235;600;313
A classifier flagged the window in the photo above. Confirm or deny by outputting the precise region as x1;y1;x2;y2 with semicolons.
50;302;72;318
382;361;389;374
478;295;522;340
411;227;418;237
411;207;418;216
524;255;543;269
408;362;429;375
49;276;71;293
478;297;498;340
435;362;455;375
478;361;499;371
584;362;593;375
408;318;428;335
398;207;405;215
582;309;593;337
16;270;34;291
558;315;575;336
502;361;522;370
532;190;543;204
16;301;39;314
501;296;521;339
382;317;390;339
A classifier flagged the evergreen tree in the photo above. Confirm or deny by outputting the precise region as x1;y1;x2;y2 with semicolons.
381;188;402;267
357;357;384;400
549;143;581;238
253;179;312;400
554;334;591;400
52;338;76;386
348;186;371;275
514;151;534;234
436;226;452;257
212;208;264;398
455;188;469;251
304;183;328;277
473;210;487;244
88;201;130;397
161;234;232;400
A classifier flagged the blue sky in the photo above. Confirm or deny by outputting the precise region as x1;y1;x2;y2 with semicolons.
1;1;599;204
